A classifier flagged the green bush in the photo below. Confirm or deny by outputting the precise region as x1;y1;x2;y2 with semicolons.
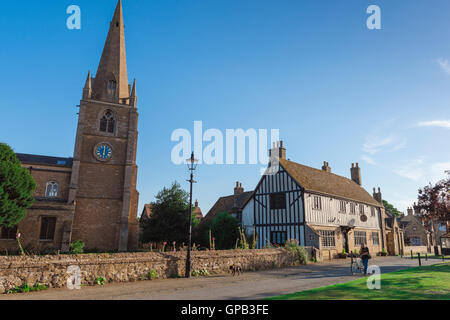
149;269;159;280
95;276;106;285
7;283;47;294
210;212;240;250
191;269;210;277
70;240;85;254
284;239;308;265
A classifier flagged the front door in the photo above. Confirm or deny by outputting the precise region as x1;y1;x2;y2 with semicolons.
343;230;349;253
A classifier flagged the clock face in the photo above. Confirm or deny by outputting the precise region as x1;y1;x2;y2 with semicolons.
95;143;112;161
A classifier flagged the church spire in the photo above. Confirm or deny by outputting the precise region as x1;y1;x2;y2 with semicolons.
129;78;137;107
92;0;129;103
83;70;92;100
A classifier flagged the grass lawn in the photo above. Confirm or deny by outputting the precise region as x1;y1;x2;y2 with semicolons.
268;263;450;300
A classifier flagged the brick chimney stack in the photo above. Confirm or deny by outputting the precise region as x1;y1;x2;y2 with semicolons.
269;141;286;160
373;187;382;204
234;181;244;196
195;199;199;208
407;207;413;216
413;202;421;216
321;161;331;173
351;163;362;186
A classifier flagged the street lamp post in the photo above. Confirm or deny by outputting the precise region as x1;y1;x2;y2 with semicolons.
185;152;198;278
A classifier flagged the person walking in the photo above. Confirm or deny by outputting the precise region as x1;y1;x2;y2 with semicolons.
359;243;371;275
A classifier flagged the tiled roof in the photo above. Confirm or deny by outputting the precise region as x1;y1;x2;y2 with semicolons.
400;215;421;222
399;214;427;230
203;191;253;223
278;158;381;207
16;153;73;168
140;204;152;221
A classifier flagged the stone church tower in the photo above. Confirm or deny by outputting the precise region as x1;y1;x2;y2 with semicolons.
68;0;139;251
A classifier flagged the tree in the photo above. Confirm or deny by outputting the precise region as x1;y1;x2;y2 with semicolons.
140;182;200;244
416;171;450;223
192;218;212;248
210;212;240;250
0;143;36;229
382;200;401;217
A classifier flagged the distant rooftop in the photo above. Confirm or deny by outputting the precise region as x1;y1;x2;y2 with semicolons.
16;153;73;168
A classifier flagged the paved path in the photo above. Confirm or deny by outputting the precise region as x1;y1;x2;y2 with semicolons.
1;256;444;300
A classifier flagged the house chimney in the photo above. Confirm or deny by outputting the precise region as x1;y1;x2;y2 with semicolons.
407;207;413;216
351;163;362;186
234;181;244;196
321;161;331;173
373;187;382;203
413;202;421;216
195;199;199;208
269;140;286;160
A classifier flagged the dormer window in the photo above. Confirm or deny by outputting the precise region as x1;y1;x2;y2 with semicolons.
107;80;117;98
45;182;59;198
100;110;116;134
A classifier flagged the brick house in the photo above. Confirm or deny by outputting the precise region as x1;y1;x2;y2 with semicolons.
399;208;430;248
202;182;253;226
0;0;139;253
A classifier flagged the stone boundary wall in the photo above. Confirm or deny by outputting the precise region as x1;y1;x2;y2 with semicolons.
0;249;298;293
403;246;430;255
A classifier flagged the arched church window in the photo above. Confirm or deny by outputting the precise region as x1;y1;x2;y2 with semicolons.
45;182;59;198
99;110;116;133
107;80;117;98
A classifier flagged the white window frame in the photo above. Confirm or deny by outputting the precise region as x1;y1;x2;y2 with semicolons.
359;204;365;215
354;231;367;246
312;196;322;210
350;203;356;215
319;230;335;247
45;181;59;198
372;232;379;246
339;200;346;214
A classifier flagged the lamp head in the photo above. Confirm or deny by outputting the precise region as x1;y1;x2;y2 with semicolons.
186;152;198;170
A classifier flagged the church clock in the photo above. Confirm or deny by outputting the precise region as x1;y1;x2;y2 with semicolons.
94;143;113;161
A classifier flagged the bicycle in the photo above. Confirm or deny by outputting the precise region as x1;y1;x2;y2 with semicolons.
350;253;364;275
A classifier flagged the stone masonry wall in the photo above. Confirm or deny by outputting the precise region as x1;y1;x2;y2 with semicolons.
0;249;298;293
403;246;430;255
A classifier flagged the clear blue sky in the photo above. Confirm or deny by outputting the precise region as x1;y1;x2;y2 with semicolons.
1;0;449;215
